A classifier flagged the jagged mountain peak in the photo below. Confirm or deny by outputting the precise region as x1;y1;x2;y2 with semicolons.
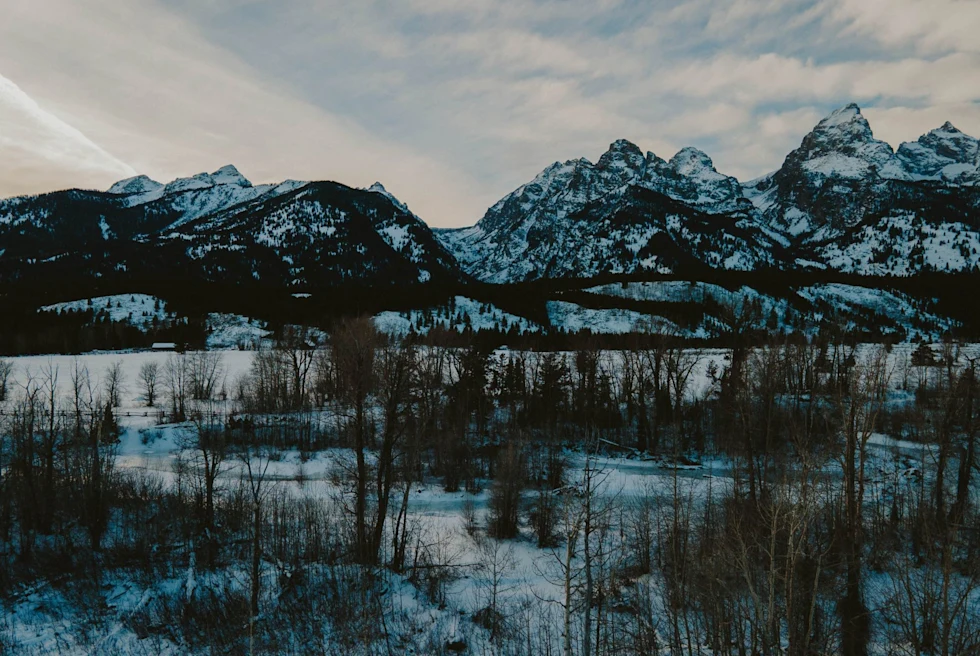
601;138;643;157
780;103;905;183
365;181;411;213
818;102;865;126
596;139;645;187
897;118;980;183
669;147;716;174
161;165;252;194
210;164;251;187
805;103;880;150
107;174;163;196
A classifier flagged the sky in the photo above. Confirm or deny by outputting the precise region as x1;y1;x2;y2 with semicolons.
1;0;979;227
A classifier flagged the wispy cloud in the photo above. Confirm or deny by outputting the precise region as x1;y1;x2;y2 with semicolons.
0;74;135;195
1;0;978;225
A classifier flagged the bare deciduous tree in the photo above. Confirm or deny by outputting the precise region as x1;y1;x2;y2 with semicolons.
138;361;160;407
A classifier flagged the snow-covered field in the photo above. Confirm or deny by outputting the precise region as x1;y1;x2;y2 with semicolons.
1;344;978;654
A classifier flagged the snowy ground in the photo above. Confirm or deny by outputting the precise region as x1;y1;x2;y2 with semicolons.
579;281;956;339
204;313;271;349
1;345;977;654
374;296;541;335
40;294;174;329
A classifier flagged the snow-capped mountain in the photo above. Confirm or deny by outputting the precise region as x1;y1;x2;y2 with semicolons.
2;103;980;297
897;122;980;185
0;168;462;288
744;104;980;273
743;104;909;242
441;103;980;283
150;181;460;286
438;139;777;283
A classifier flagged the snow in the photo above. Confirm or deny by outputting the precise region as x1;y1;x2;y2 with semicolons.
374;296;540;335
818;212;980;275
803;153;872;178
40;294;172;329
366;181;412;213
1;344;979;654
205;313;271;349
107;174;163;197
209;164;251;187
547;300;676;334
379;223;410;251
797;283;956;337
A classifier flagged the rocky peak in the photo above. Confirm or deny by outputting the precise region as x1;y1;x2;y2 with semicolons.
366;181;411;213
162;165;252;195
801;104;880;154
210;164;251;187
897;120;980;182
780;103;903;181
596;139;645;186
107;174;163;196
669;147;717;176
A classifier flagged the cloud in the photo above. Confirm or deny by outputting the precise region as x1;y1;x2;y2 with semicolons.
0;74;135;196
0;0;490;226
830;0;980;54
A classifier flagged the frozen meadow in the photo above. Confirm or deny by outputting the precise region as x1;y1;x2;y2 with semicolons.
0;342;979;655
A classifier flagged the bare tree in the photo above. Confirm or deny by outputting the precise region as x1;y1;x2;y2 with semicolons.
331;316;379;565
138;361;160;407
278;326;318;410
165;353;189;421
473;535;517;641
835;346;890;656
488;442;525;539
885;549;980;655
103;360;126;408
234;433;274;649
189;351;224;402
0;359;13;403
184;402;227;561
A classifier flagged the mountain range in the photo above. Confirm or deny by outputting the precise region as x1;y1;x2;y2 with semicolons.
1;103;979;327
440;103;980;282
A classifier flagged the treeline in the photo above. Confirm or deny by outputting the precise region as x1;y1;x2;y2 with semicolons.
0;327;979;653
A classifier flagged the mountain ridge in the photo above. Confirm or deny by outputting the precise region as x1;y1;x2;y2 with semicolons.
1;104;979;292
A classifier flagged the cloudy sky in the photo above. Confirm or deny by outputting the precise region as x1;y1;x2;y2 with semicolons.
2;0;978;226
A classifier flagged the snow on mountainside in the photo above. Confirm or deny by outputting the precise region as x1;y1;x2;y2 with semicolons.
0;167;461;288
547;301;682;335
743;104;980;274
205;313;271;349
897;122;980;185
129;165;302;228
107;174;164;198
40;294;173;328
374;296;541;335
438;139;775;283
817;212;980;275
440;104;980;284
744;104;905;241
577;281;954;339
153;181;462;287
